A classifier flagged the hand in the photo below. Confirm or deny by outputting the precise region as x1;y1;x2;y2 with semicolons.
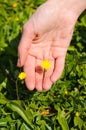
17;0;78;91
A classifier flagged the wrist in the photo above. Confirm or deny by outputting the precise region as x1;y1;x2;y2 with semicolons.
65;0;86;17
48;0;86;18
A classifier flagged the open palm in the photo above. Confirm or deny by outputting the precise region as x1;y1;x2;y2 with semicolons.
17;0;77;91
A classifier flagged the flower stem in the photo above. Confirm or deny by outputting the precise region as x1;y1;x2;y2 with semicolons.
43;69;46;79
15;79;19;100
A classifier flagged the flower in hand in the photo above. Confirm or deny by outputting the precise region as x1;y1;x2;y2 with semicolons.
41;60;51;71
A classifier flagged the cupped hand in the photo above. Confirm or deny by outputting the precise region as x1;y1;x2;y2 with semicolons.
17;0;77;91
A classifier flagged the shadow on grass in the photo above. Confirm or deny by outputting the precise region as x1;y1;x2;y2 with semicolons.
0;33;37;100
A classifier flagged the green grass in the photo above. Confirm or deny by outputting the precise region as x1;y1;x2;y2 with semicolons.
0;0;86;129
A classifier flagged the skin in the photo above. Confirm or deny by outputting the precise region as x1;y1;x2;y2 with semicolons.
17;0;86;91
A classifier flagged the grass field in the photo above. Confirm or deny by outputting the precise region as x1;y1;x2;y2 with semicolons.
0;0;86;129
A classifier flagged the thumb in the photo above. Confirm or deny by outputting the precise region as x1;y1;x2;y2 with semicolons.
17;22;34;67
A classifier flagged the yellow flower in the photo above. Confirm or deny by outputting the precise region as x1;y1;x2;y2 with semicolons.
12;2;17;8
41;60;51;70
18;72;26;80
75;112;80;117
65;90;68;95
15;18;19;22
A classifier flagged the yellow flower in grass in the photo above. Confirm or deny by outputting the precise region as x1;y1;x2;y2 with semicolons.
15;18;19;22
75;112;80;117
65;90;68;95
12;2;17;8
41;60;51;70
18;72;26;80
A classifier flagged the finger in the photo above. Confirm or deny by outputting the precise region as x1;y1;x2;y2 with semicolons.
51;56;65;82
24;55;35;91
35;59;43;92
43;60;54;91
17;22;34;67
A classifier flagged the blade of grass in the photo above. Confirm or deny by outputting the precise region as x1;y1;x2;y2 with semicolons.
7;101;34;130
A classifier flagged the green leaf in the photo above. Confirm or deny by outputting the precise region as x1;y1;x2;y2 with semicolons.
0;128;8;130
0;99;8;105
20;123;25;130
74;116;83;130
68;46;76;51
10;122;16;130
0;42;8;52
0;115;14;127
83;69;86;79
24;123;32;130
0;120;7;127
57;108;69;130
45;124;52;130
7;101;34;129
79;55;86;64
0;78;7;91
81;15;86;26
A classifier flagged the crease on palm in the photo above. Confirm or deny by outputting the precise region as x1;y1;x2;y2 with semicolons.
28;32;69;60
